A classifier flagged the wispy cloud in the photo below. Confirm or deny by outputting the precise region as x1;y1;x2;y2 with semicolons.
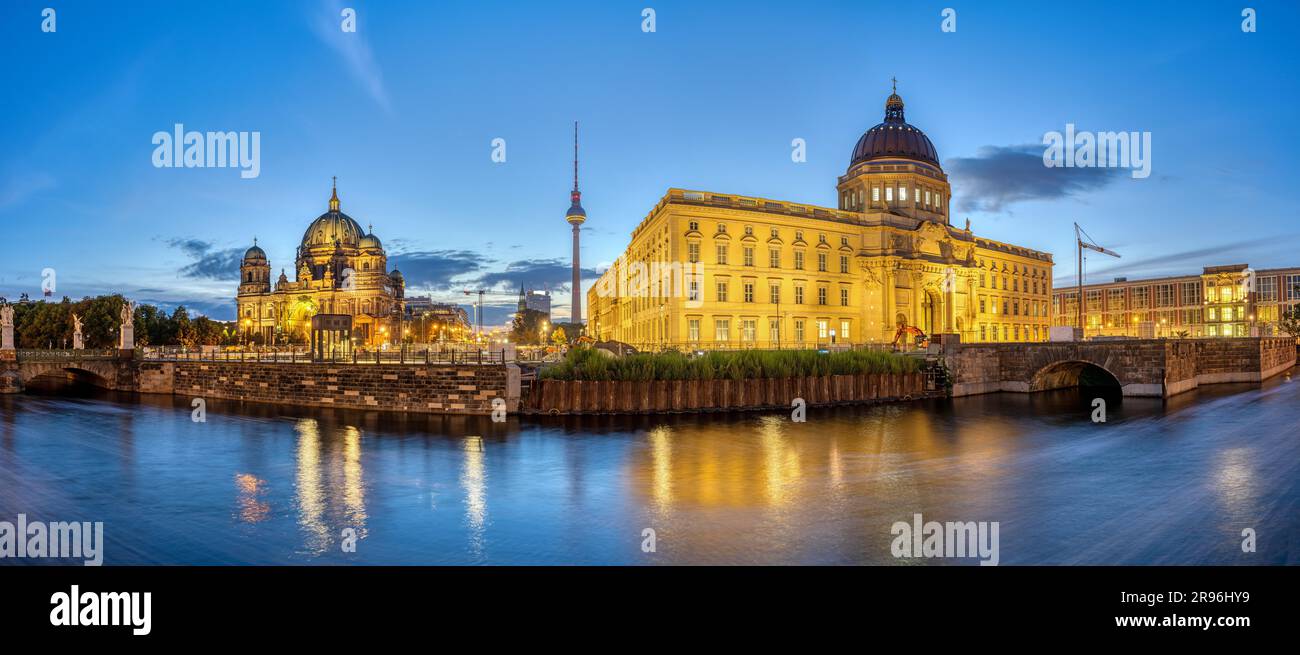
390;249;489;290
0;172;56;211
473;258;599;291
167;238;244;281
311;1;390;112
947;144;1123;213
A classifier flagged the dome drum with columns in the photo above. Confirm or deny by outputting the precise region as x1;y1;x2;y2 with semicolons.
236;182;405;346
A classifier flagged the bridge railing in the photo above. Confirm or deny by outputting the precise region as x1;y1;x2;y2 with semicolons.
14;349;120;361
140;348;508;365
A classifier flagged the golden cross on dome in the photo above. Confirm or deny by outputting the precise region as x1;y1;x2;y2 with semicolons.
891;76;898;93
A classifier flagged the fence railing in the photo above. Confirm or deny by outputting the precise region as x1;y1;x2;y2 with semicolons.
141;347;508;365
14;348;120;361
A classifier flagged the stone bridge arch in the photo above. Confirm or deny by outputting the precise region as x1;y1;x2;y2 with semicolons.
1028;359;1122;392
19;361;120;388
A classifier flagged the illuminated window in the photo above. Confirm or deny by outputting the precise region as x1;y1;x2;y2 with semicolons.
925;190;931;205
742;320;756;342
899;187;907;201
872;187;880;202
794;319;805;342
743;247;754;266
688;319;700;341
715;319;730;342
716;244;728;265
840;320;851;340
687;242;700;263
885;187;894;202
769;319;780;343
818;320;828;339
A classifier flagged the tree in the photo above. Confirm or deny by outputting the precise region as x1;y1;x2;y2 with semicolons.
509;308;548;345
550;326;568;346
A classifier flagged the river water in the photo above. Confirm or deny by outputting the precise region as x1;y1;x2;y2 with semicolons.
1;372;1296;565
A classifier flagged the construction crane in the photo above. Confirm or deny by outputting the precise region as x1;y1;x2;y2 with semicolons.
1074;222;1121;340
462;288;525;338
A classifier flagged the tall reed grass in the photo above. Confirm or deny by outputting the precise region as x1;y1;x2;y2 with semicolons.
539;348;919;381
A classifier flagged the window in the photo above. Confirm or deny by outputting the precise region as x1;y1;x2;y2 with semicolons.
979;297;986;313
718;224;727;233
770;227;779;239
795;286;805;304
899;187;907;201
871;187;880;202
794;251;805;270
794;319;805;343
743;247;754;266
770;285;780;304
980;324;987;341
742;320;756;342
769;248;780;268
1259;276;1278;302
1287;275;1300;300
817;320;828;339
840;320;851;341
743;282;754;303
818;253;827;272
715;319;730;342
885;187;894;202
925;190;931;205
688;278;700;302
716;244;728;265
819;233;828;244
840;236;849;247
840;288;849;306
794;230;804;242
980;273;986;288
818;287;827;305
687;242;700;263
716;281;729;302
688;319;700;341
1002;276;1008;290
1155;284;1175;307
744;225;753;236
839;255;849;274
769;319;780;343
1181;282;1201;306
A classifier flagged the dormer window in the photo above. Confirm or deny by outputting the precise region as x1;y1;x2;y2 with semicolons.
770;227;779;239
718;224;727;233
744;225;753;236
688;221;699;231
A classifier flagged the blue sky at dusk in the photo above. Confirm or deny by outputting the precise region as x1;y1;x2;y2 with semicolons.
2;0;1297;324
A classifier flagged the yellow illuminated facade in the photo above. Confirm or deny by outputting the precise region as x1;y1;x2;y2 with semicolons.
587;90;1053;348
237;183;405;346
1052;264;1300;338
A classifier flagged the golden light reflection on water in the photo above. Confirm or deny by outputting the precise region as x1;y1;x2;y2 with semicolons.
461;435;487;556
290;418;370;555
234;472;269;523
758;416;800;507
295;419;329;554
648;426;673;514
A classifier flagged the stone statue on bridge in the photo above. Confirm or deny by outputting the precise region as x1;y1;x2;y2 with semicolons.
119;300;135;350
72;313;84;350
1;304;14;351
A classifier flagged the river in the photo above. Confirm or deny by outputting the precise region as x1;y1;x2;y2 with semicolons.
1;371;1296;565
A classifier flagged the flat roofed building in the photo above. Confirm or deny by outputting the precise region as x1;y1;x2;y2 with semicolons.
1052;265;1300;338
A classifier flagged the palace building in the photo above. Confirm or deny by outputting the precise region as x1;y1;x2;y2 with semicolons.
236;182;405;346
1052;264;1300;338
586;87;1053;348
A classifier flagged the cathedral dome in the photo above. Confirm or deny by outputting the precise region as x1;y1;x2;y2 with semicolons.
360;231;383;250
849;90;940;169
243;243;266;261
301;184;364;249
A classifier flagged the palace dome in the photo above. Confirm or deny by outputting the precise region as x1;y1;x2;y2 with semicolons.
301;185;364;249
849;91;940;169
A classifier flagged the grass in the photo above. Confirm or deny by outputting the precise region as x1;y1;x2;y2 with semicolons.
539;347;920;381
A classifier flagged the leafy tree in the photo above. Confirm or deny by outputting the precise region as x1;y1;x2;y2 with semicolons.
509;308;548;345
550;326;568;346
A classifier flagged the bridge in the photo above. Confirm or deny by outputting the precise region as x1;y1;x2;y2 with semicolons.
946;336;1296;398
0;349;136;393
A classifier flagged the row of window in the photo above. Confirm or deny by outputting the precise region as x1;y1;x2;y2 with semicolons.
980;273;1050;296
688;221;850;246
978;324;1048;343
978;296;1050;318
686;317;852;343
841;185;946;213
707;281;851;307
688;243;852;273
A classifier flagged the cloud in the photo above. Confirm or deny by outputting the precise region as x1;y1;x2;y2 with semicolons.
389;249;488;291
311;2;390;112
472;258;600;291
1063;237;1287;284
167;238;244;281
946;144;1123;213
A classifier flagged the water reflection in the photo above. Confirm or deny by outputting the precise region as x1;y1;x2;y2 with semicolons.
1;371;1297;564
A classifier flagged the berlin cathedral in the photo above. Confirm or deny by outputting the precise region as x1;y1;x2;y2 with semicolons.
236;182;405;346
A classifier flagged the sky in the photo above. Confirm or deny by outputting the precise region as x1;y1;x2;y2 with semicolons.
2;0;1297;326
